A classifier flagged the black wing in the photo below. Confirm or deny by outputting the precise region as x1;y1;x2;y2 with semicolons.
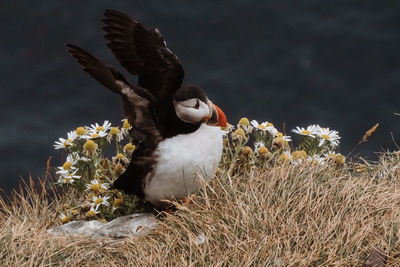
66;43;126;93
66;44;157;123
66;44;162;197
103;10;186;137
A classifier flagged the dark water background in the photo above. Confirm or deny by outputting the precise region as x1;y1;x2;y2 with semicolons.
1;1;399;192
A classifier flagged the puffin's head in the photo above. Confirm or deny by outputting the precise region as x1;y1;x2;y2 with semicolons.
173;85;227;127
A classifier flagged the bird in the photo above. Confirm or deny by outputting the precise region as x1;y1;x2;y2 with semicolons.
66;9;227;208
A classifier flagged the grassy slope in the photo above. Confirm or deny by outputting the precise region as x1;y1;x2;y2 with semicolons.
1;152;400;266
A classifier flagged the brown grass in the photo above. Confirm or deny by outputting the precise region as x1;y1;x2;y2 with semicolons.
1;152;400;266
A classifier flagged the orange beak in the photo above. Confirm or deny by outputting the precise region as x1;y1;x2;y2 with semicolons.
213;104;227;127
205;102;227;127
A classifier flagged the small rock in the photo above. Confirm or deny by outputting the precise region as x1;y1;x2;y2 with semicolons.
362;247;387;267
47;213;157;239
47;220;104;236
93;213;158;239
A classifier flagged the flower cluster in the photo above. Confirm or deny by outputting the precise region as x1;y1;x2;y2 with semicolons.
53;119;142;224
220;117;344;174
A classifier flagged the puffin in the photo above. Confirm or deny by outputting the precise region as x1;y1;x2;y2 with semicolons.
66;10;227;208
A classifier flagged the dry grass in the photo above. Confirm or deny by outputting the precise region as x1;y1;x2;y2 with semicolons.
1;152;400;266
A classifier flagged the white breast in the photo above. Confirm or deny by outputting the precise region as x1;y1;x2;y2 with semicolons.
143;124;223;207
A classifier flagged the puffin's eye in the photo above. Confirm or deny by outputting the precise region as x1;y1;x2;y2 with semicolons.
194;99;200;109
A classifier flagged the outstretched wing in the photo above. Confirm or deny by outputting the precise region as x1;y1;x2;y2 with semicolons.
66;44;162;197
103;10;185;134
66;43;125;93
66;44;158;125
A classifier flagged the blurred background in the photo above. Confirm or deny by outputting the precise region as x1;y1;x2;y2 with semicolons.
1;0;399;192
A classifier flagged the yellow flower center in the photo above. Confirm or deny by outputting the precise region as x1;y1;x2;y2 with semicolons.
96;126;105;132
233;128;246;138
335;154;345;165
273;137;288;147
322;134;330;140
292;150;307;159
114;198;123;207
63;139;72;147
241;146;253;156
258;124;266;129
62;161;72;170
61;216;69;224
94;198;103;205
122;120;131;129
87;210;95;217
267;122;273;127
238;117;250;126
124;143;136;152
90;183;101;192
71;209;79;215
276;132;283;138
76;127;86;136
279;153;290;162
115;153;125;159
90;133;100;138
258;146;269;155
65;178;72;183
110;127;120;135
83;140;97;152
327;153;336;159
301;130;311;135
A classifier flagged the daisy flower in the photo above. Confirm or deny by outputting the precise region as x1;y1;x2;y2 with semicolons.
83;140;98;154
56;154;78;175
107;127;124;142
278;151;292;162
256;146;269;156
291;150;308;160
75;126;88;138
54;131;77;149
123;143;136;154
325;151;345;165
85;121;111;139
92;195;110;208
273;133;292;149
307;155;326;165
58;170;81;184
86;179;109;192
250;120;268;131
325;151;338;159
241;146;253;156
275;132;292;142
237;117;253;133
87;205;100;217
121;119;132;136
316;128;340;147
231;128;246;141
112;198;124;212
72;152;89;162
60;213;69;224
112;153;129;164
266;124;278;136
291;126;318;138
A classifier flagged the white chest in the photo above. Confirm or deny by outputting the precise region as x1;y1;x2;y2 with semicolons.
143;124;223;207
